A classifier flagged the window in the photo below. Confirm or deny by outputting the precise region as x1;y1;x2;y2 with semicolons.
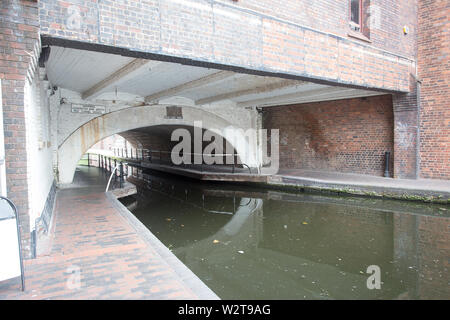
349;0;362;32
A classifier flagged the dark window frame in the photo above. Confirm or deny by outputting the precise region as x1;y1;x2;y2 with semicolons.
349;0;363;33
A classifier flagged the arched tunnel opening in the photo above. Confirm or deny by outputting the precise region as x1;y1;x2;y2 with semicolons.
117;124;246;171
78;123;250;178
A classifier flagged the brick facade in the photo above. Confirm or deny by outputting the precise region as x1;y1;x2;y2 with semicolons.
237;0;418;59
38;0;415;92
418;0;450;179
0;0;40;257
393;82;419;179
263;95;394;177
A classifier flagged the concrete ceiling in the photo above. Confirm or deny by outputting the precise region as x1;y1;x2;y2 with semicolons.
45;46;386;108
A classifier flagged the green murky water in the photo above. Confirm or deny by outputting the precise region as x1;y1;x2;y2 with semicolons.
121;170;450;300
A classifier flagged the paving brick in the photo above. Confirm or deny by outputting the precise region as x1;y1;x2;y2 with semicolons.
0;185;205;299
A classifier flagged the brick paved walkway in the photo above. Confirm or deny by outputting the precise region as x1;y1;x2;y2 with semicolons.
0;167;217;300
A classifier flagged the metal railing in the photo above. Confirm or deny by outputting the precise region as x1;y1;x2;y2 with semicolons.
112;148;254;174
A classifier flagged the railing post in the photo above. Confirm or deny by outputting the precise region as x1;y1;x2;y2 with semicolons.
114;159;117;183
119;162;124;188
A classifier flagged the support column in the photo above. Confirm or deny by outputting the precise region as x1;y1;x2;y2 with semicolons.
393;80;419;179
0;0;40;258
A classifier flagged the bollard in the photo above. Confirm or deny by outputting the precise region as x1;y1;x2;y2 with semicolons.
384;152;391;177
87;153;90;167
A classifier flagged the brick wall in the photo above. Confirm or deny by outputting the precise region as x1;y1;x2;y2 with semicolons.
0;0;40;257
237;0;418;60
38;0;415;92
263;95;394;176
393;81;419;179
418;0;450;179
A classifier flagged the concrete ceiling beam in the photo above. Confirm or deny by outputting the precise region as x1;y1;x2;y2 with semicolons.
237;86;383;108
82;59;159;100
195;79;304;105
144;71;235;103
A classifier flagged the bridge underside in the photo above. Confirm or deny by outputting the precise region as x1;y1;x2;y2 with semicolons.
43;45;390;184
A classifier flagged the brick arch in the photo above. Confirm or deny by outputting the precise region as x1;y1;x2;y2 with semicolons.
57;105;258;184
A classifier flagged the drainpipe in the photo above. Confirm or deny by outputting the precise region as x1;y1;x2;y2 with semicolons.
415;77;422;180
0;80;7;197
410;70;422;180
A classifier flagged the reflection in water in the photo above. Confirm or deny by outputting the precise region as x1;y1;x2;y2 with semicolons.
121;170;450;300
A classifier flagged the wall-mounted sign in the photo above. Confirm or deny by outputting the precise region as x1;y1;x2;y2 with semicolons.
165;106;183;119
71;104;106;114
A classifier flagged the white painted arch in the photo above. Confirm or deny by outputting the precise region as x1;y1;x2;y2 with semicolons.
57;105;259;184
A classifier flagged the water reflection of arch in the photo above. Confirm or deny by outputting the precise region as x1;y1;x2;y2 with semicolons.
132;172;265;249
172;197;264;264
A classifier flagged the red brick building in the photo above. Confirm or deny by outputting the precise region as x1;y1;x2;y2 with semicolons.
0;0;449;256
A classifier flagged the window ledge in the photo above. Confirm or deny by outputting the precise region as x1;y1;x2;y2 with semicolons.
348;30;372;43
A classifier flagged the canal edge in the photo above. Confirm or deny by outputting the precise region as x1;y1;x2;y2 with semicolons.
105;191;220;300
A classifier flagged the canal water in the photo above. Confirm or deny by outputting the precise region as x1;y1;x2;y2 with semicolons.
120;169;450;300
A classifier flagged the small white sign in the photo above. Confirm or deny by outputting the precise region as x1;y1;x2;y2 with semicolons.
71;104;106;114
0;218;21;282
